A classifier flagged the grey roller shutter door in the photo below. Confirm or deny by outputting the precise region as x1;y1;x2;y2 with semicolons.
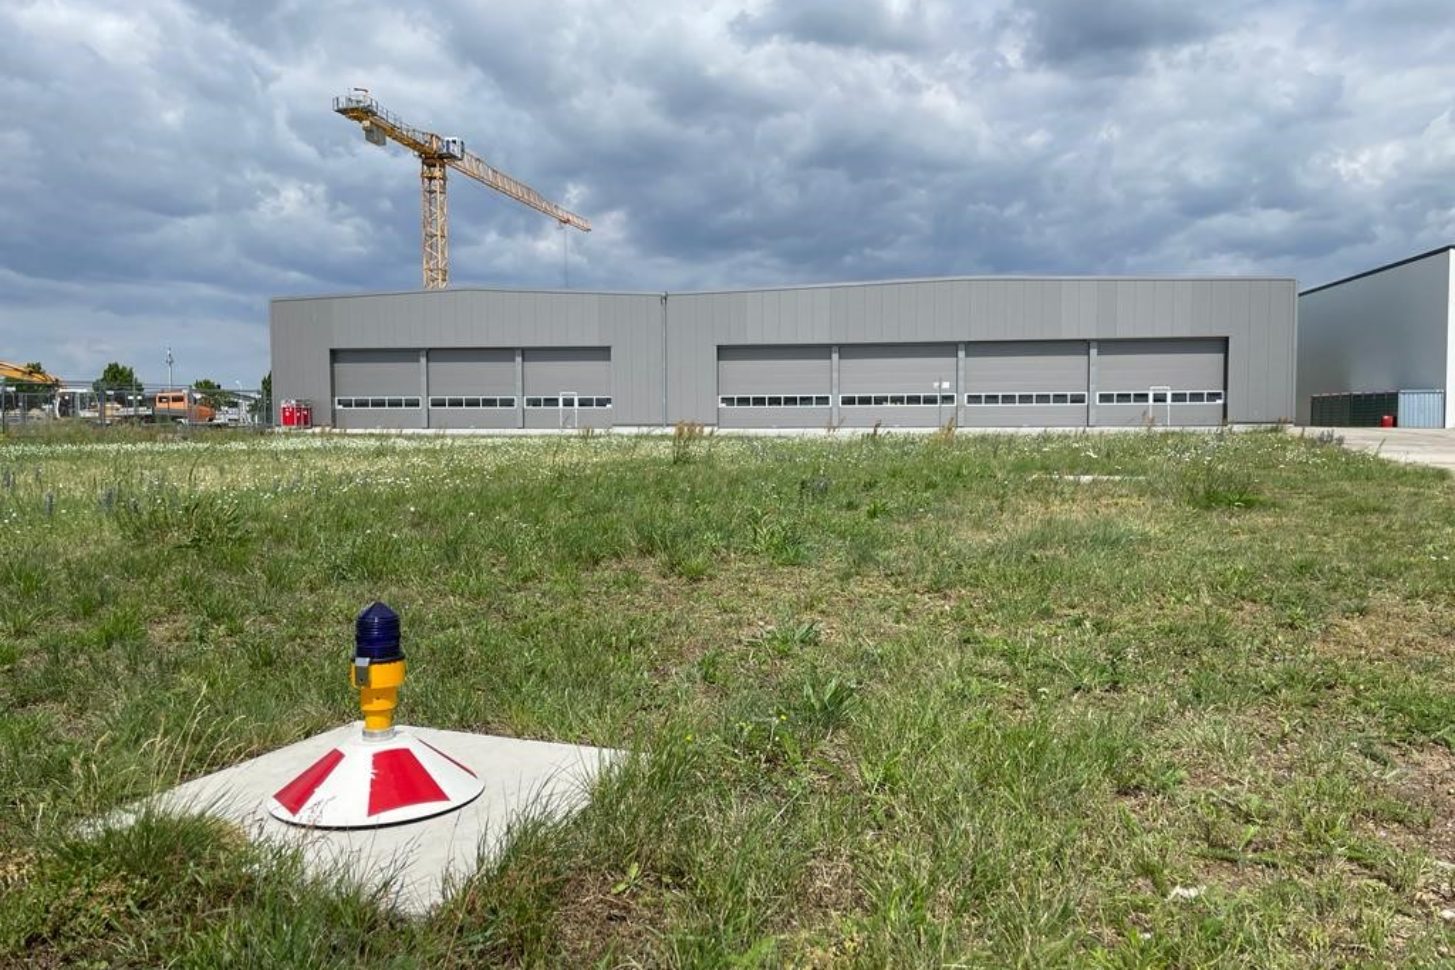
331;349;423;429
838;344;956;428
717;345;831;429
718;345;831;394
427;349;518;429
963;341;1088;427
523;347;612;428
332;349;419;395
427;349;514;394
1093;338;1226;427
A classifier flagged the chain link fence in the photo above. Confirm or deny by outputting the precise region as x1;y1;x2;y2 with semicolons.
0;380;274;435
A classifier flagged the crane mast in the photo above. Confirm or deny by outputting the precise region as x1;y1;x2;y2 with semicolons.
333;89;590;289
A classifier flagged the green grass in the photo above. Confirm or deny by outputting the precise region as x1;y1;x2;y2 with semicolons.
4;427;1455;966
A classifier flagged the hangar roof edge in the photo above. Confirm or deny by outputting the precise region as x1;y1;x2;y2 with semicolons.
273;274;1297;305
1300;245;1454;297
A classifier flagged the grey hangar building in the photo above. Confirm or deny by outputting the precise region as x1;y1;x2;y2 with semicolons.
1298;245;1455;428
269;276;1297;432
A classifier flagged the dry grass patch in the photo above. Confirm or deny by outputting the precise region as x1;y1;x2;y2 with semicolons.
1372;745;1455;868
1315;596;1455;663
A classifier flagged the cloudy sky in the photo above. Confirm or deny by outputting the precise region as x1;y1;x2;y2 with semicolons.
2;0;1452;385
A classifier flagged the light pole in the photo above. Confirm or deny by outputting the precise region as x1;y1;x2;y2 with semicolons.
165;347;174;391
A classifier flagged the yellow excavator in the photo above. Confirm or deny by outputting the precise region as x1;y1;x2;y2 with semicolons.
0;361;59;388
0;361;61;422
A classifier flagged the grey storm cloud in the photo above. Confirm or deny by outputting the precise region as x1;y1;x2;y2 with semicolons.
0;0;1453;384
1011;0;1218;72
730;0;940;52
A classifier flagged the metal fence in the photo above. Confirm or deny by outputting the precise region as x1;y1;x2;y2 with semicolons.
0;380;274;434
1308;391;1398;427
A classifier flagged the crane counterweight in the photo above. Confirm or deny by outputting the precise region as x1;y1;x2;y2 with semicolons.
333;90;590;289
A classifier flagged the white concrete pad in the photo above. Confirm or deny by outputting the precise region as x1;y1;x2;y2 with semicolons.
1317;426;1455;473
126;723;622;914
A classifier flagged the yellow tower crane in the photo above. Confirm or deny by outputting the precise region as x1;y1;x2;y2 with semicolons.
333;89;591;289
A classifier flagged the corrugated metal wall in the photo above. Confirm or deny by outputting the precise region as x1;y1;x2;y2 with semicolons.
271;289;665;429
273;277;1297;429
1398;390;1445;428
664;278;1295;426
1296;248;1451;426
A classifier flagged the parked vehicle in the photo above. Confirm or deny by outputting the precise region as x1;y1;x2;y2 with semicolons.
77;388;151;422
153;390;215;424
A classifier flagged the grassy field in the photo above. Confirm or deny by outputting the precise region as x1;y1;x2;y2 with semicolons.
4;427;1455;966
